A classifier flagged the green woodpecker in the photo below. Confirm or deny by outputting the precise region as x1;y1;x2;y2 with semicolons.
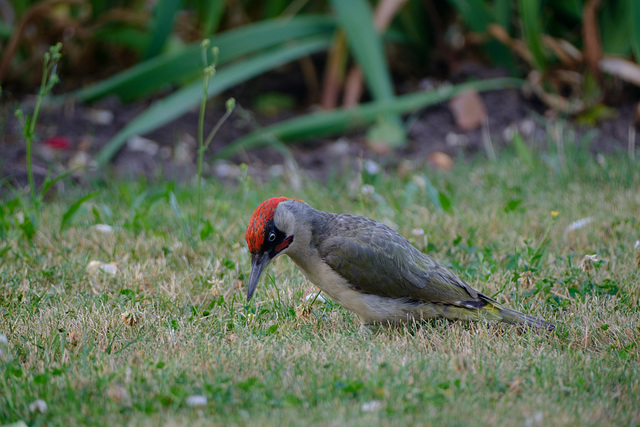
245;197;554;330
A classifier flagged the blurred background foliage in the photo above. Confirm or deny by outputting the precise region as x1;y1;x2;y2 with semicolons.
1;0;639;160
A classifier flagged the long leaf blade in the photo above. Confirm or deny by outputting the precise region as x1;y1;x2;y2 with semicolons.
95;35;333;166
61;16;336;103
631;0;640;63
145;0;183;59
518;0;547;71
330;0;395;101
216;78;523;158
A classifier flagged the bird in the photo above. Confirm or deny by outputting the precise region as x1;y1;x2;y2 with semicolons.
245;197;555;330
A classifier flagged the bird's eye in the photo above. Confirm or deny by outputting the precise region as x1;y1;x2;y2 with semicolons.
268;232;276;242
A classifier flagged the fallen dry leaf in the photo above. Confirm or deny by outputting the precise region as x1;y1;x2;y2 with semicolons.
448;90;487;131
427;152;454;171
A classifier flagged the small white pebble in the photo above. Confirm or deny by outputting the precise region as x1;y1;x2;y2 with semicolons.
445;132;469;147
635;240;640;249
213;161;241;179
127;135;159;156
363;159;381;175
360;184;375;196
361;400;382;412
29;399;47;413
268;164;285;177
502;125;516;142
106;384;130;403
93;224;114;234
87;261;118;275
411;228;425;236
68;151;92;170
305;293;326;304
185;395;208;407
565;217;593;233
524;410;544;427
87;109;114;125
584;254;599;262
519;118;535;136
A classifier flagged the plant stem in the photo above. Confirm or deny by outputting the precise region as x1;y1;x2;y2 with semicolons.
25;43;61;226
196;76;209;230
196;41;214;231
204;98;235;148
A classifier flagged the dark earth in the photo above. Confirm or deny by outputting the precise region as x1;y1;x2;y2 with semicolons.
1;62;637;193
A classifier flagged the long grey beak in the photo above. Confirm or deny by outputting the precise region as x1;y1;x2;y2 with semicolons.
247;252;271;301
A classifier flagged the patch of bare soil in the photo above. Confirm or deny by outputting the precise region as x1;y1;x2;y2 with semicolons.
1;64;637;192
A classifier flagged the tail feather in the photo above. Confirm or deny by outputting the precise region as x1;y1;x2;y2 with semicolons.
480;295;555;331
400;295;556;330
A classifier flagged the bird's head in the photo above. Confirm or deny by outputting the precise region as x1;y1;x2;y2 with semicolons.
245;197;300;301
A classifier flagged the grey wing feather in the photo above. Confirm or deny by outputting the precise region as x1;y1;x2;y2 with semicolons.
316;214;481;305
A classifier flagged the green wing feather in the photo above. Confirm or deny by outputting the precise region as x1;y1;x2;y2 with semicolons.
316;214;481;306
312;212;554;330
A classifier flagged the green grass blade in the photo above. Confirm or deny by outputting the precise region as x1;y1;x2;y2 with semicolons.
60;191;99;232
518;0;547;71
145;0;183;59
40;168;82;201
215;78;523;158
95;35;333;166
168;191;191;237
62;15;336;103
330;0;395;101
330;0;407;146
631;0;640;63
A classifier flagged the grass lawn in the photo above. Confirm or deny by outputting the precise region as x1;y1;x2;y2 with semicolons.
1;140;639;426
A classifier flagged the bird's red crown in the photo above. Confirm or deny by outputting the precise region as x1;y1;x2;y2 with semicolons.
246;197;290;253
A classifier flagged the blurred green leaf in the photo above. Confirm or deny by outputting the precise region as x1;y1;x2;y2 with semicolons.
63;16;336;103
60;191;99;232
511;132;534;166
331;0;406;146
200;220;214;240
40;168;82;202
495;0;511;29
518;0;547;71
575;104;618;126
600;1;632;55
504;199;522;213
631;0;640;63
94;27;151;53
217;78;522;158
96;35;333;166
146;0;183;59
448;0;493;32
330;0;395;103
448;0;516;69
253;92;296;117
196;0;226;36
438;191;453;214
0;20;12;38
366;116;407;148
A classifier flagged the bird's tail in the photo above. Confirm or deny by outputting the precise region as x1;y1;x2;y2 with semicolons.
479;295;555;331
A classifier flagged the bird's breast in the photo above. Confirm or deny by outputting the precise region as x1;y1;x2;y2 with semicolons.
286;251;414;323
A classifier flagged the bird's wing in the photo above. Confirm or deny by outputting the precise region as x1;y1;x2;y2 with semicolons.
316;215;482;306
